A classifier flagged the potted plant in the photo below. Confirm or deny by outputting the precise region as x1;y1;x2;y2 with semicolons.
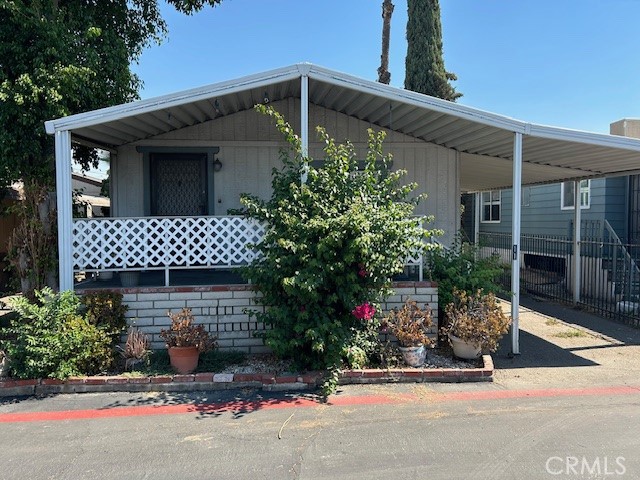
160;308;216;374
441;288;511;360
118;327;151;371
381;299;433;367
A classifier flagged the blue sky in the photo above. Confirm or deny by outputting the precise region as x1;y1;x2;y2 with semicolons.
132;0;640;134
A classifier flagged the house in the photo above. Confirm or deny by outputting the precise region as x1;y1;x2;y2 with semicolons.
45;63;640;352
464;119;640;242
463;119;640;315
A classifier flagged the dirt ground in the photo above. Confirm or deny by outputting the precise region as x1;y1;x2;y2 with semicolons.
493;296;640;390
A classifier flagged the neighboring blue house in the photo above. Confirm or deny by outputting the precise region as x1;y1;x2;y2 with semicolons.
463;176;633;241
464;119;640;244
462;119;640;313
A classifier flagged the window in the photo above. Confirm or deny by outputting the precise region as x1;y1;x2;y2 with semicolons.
481;190;501;222
521;186;531;207
561;180;590;210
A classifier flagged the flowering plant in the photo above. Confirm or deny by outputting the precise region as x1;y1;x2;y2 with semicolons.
352;302;376;321
381;299;433;347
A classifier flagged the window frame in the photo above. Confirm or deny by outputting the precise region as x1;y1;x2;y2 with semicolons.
480;190;501;223
561;180;591;210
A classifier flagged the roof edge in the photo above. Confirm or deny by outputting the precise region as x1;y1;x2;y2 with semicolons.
44;64;303;134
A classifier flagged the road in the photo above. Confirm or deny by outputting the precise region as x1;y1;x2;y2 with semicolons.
1;383;639;480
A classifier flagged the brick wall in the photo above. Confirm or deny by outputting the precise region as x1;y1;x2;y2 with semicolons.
79;281;438;353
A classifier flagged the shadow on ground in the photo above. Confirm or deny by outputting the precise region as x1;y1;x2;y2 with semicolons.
94;389;321;420
493;329;598;369
494;294;640;370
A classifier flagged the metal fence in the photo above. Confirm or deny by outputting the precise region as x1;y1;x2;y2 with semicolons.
476;232;640;327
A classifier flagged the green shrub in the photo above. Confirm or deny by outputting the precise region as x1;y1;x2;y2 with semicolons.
1;288;113;379
241;106;439;392
81;291;128;346
425;235;506;313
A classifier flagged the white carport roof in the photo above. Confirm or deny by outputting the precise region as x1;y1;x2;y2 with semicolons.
45;63;640;192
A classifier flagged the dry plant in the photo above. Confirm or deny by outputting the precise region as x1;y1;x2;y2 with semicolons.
119;327;150;370
381;299;433;347
160;308;217;353
442;288;511;352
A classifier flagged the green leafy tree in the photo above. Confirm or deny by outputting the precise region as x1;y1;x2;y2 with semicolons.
404;0;461;101
241;106;439;392
0;0;222;293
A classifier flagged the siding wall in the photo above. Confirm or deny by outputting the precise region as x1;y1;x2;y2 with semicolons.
478;178;611;237
113;98;460;245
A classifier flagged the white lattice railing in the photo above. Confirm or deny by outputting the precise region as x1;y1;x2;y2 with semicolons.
73;215;425;283
72;216;265;273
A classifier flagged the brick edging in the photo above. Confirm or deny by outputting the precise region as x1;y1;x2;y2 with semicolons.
0;355;492;397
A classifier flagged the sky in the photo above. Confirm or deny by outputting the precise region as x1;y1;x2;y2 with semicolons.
132;0;640;135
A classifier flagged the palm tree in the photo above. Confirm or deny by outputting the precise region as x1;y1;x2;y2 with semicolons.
377;0;394;84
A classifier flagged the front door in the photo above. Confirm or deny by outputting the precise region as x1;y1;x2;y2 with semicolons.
150;153;208;216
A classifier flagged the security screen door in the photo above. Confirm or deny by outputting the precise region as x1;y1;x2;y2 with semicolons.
150;153;208;216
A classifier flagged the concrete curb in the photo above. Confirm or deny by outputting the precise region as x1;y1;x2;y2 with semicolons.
0;355;492;397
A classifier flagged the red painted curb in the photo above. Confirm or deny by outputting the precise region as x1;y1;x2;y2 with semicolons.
2;384;639;424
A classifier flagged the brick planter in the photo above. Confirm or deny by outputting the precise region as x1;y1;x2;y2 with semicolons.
0;355;493;397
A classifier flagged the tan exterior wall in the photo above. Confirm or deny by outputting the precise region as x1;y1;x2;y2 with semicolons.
610;119;640;139
113;98;460;244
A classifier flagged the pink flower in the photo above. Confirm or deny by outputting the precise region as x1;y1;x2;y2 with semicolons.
358;264;368;278
352;302;376;321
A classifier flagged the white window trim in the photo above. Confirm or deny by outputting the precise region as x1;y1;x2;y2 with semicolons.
560;180;591;210
480;190;501;223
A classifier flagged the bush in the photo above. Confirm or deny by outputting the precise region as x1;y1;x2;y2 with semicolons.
1;288;113;379
241;106;439;392
81;291;128;346
426;234;506;312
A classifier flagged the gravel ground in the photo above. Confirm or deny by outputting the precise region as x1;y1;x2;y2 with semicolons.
218;347;478;375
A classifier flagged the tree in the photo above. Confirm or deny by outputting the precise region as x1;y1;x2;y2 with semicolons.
0;1;222;294
377;0;394;84
404;0;461;101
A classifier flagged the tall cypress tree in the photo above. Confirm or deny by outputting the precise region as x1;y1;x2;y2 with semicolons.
404;0;461;101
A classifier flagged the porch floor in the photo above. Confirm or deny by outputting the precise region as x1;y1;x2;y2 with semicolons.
74;267;421;291
75;269;246;290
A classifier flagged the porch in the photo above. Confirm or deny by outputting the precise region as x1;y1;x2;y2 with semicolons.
72;215;424;289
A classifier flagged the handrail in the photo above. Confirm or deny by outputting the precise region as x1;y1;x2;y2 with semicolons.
604;220;640;275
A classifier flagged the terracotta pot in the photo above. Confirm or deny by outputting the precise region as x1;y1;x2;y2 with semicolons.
398;344;426;367
448;333;481;360
168;346;200;374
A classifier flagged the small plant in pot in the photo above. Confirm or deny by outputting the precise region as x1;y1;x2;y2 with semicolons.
118;327;151;371
160;308;217;374
381;299;433;367
441;288;511;360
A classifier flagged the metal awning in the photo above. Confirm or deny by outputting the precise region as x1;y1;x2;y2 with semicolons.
47;64;640;357
45;63;640;192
